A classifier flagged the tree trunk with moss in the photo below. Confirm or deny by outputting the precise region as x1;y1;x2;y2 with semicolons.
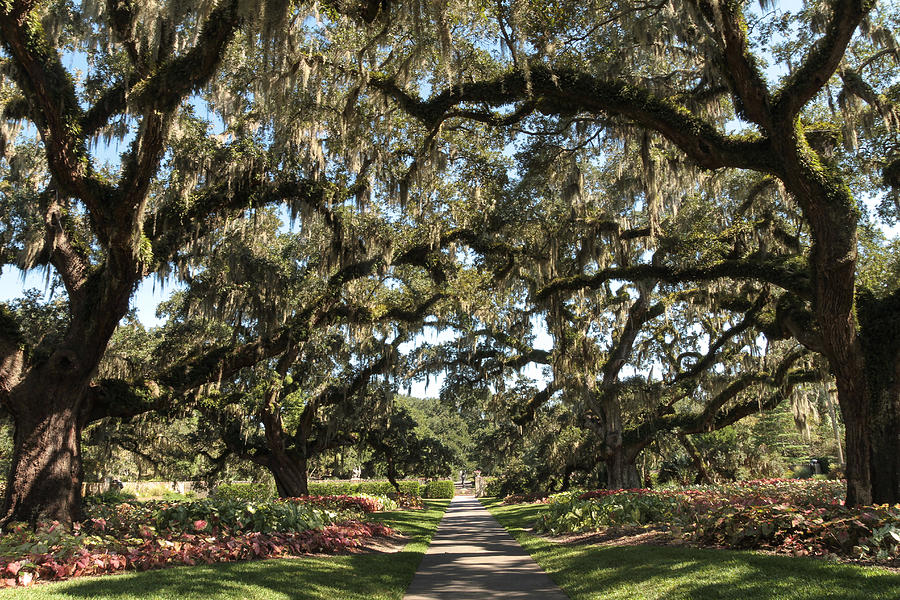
604;447;642;490
3;379;87;525
0;0;243;525
857;292;900;504
269;454;310;498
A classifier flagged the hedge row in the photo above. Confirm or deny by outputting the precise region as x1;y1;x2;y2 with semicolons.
422;480;455;499
212;480;455;500
307;481;422;496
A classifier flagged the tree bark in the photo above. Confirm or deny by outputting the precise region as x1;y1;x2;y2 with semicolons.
269;454;309;498
777;130;873;504
858;293;900;504
2;374;89;525
605;447;641;490
679;433;716;485
868;375;900;504
386;454;401;493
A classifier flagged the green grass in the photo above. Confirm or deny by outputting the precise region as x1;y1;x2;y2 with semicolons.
482;498;900;600
0;500;449;600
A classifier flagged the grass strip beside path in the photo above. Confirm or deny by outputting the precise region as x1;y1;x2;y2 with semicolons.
0;499;450;600
482;498;900;600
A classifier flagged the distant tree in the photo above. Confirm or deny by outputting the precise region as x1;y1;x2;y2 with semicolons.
362;401;457;488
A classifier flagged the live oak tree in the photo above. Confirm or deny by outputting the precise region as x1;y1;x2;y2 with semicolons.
371;0;900;504
0;0;446;524
0;0;260;523
361;400;457;489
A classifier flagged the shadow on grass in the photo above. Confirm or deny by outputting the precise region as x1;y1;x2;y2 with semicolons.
484;498;900;600
542;543;900;600
45;551;426;600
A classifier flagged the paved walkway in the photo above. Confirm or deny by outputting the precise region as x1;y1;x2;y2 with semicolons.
404;495;569;599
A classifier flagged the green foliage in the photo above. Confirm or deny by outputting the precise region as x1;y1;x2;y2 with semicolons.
483;477;502;497
422;480;455;499
535;492;681;534
526;479;900;562
307;481;423;497
212;482;275;503
154;499;330;535
0;500;450;598
363;403;457;481
401;396;475;470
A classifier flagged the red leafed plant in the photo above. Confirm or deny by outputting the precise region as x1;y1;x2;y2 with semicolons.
0;521;394;588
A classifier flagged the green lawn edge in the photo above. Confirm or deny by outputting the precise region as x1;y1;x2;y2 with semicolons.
481;498;900;600
0;499;450;600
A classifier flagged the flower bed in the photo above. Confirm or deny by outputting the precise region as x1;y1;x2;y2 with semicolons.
0;521;392;588
0;494;400;588
532;479;900;564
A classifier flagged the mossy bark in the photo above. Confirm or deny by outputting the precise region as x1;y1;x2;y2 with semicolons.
595;394;644;490
866;380;900;504
605;447;642;490
269;454;310;498
1;369;90;525
857;292;900;504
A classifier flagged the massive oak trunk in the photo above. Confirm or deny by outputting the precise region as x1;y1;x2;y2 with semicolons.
260;393;311;498
1;277;134;525
781;134;884;505
2;369;90;524
269;454;310;498
858;292;900;504
596;392;643;490
604;447;642;490
867;379;900;504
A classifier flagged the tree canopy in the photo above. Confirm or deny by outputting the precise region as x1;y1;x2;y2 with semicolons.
0;0;898;523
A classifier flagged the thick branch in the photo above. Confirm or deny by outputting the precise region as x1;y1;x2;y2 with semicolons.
80;379;167;426
602;283;661;384
0;3;111;235
373;65;774;171
774;0;873;120
537;257;810;300
700;0;773;129
148;177;335;266
673;292;768;383
0;306;25;399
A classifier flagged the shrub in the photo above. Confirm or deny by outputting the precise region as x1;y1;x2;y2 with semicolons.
529;479;900;563
503;492;552;504
307;481;357;496
155;499;330;534
390;493;423;509
493;465;543;497
307;480;423;496
0;521;394;588
281;495;385;514
483;477;502;497
124;483;178;499
791;465;814;479
212;482;275;503
161;491;197;501
422;480;454;499
359;480;422;496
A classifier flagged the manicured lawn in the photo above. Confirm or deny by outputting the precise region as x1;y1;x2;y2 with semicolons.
482;498;900;600
0;500;449;600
